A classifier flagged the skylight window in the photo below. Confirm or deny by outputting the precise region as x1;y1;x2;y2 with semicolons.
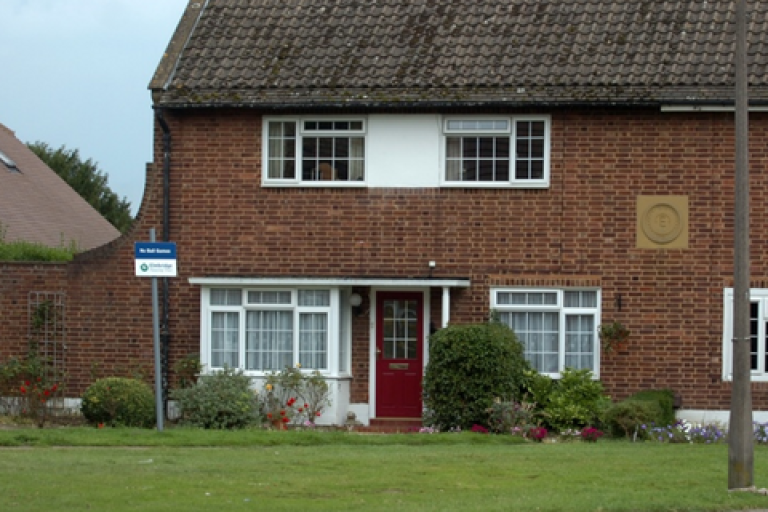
0;150;19;172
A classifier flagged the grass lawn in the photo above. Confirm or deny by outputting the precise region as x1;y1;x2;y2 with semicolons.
1;428;767;511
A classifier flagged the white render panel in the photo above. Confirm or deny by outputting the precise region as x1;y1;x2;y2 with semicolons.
366;114;441;187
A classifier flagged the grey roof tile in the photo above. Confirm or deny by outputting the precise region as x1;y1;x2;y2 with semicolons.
151;0;768;108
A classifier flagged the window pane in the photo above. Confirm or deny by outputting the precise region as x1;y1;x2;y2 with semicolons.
463;138;478;158
211;312;239;368
446;137;461;158
530;160;544;179
565;314;595;370
299;313;328;369
496;161;509;181
248;291;291;305
211;289;241;306
299;290;330;306
496;137;510;158
246;310;293;371
478;138;495;158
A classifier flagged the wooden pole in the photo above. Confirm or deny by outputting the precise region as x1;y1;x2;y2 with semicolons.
728;0;752;490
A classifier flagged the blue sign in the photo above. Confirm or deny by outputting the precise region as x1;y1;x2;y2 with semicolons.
135;242;177;277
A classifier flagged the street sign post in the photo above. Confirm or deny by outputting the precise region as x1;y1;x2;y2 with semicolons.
135;233;177;432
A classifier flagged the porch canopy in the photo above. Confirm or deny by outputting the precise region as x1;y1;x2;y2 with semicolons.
188;276;471;328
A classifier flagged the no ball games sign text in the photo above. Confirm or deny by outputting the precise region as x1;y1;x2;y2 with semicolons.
135;242;177;277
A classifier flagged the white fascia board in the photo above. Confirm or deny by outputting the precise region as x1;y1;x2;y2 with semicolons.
661;105;768;112
188;276;471;288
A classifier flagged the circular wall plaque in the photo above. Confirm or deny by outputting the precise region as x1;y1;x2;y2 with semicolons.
641;203;683;244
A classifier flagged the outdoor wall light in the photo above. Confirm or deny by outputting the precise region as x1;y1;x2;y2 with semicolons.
350;292;364;316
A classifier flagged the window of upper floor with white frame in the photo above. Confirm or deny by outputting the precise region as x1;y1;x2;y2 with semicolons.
491;288;600;378
441;116;551;188
722;288;768;382
262;115;551;188
263;118;367;186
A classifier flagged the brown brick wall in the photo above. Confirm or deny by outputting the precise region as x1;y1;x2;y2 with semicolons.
2;107;767;411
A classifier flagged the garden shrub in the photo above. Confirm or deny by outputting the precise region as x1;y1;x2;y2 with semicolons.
171;366;260;429
423;322;530;430
263;365;331;426
603;399;662;439
539;368;610;433
603;388;676;438
626;388;676;426
80;377;155;428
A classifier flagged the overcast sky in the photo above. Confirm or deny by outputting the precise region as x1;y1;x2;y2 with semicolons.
0;0;189;214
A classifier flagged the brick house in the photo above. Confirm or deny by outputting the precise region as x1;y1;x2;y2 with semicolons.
3;0;768;426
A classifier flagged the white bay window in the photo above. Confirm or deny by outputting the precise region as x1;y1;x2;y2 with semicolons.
204;288;347;375
492;288;600;377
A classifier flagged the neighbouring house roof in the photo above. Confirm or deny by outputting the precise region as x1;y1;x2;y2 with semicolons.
0;123;120;251
150;0;768;110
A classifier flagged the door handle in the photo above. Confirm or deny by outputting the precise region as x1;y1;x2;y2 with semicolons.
376;348;382;358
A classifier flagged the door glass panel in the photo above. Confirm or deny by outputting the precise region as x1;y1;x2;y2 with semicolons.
382;299;419;359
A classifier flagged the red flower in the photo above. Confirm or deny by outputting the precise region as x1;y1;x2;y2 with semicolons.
316;412;321;417
98;423;104;429
25;381;30;386
282;417;290;423
298;408;303;413
37;377;42;382
304;403;309;409
267;413;273;419
51;384;58;392
44;390;50;396
280;410;286;416
19;386;26;394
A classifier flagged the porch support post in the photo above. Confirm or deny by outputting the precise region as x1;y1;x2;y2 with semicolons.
441;287;450;328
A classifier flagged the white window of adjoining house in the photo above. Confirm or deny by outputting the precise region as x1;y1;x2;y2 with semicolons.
492;289;600;378
443;116;550;187
722;288;768;381
206;288;334;373
264;119;366;184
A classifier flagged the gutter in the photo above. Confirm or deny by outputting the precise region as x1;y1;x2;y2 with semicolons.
154;108;172;408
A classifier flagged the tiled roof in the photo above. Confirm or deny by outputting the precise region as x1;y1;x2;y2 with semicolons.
0;124;120;251
151;0;768;108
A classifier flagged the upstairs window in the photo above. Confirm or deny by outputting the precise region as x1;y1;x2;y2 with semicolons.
265;119;366;184
444;116;549;187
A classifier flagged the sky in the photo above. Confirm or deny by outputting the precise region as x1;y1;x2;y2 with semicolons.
0;0;189;215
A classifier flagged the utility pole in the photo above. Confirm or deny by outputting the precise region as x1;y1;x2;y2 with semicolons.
728;0;753;490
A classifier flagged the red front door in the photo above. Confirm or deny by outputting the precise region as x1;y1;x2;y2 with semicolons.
375;292;424;418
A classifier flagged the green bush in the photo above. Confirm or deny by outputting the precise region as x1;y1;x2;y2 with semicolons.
604;399;663;439
626;389;676;426
80;377;155;428
539;368;610;432
171;366;260;429
423;322;530;430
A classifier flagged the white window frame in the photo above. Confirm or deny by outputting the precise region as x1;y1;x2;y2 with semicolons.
442;115;551;188
200;287;351;377
722;288;768;381
491;288;601;378
262;117;367;187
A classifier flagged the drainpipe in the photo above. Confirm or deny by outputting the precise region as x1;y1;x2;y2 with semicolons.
155;108;172;411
